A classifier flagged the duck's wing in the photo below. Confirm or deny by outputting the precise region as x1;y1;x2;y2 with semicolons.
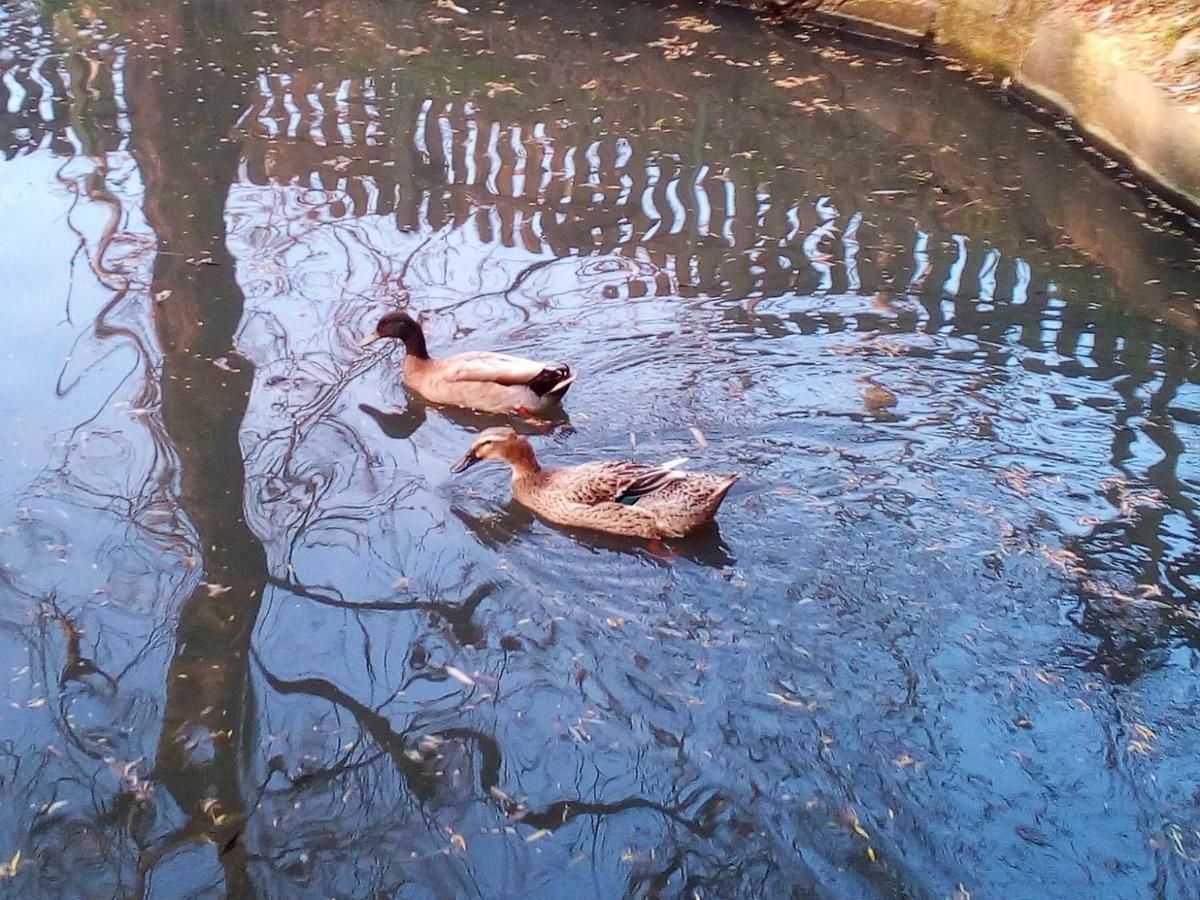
544;460;693;507
546;462;654;506
612;462;691;504
439;351;569;391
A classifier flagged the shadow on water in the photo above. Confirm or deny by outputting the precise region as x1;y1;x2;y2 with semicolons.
359;394;572;441
452;498;737;567
1;0;1200;897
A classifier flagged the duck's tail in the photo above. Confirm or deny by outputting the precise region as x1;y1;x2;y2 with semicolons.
705;474;740;514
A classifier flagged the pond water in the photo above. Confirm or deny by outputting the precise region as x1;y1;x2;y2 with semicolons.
2;0;1200;896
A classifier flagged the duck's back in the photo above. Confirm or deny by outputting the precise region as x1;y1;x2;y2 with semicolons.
514;469;658;539
512;462;734;539
432;351;554;386
630;473;739;537
403;351;569;414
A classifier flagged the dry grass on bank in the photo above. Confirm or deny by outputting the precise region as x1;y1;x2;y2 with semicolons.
1065;0;1200;106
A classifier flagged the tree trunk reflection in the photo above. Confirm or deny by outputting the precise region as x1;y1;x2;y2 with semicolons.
121;3;263;893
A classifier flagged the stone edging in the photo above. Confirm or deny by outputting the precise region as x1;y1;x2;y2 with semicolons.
723;0;1200;219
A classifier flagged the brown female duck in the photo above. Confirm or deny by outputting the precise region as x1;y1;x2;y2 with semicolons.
362;311;575;416
450;427;738;539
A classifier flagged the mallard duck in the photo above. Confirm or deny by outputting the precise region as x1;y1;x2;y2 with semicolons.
450;427;738;539
859;375;898;412
361;311;575;415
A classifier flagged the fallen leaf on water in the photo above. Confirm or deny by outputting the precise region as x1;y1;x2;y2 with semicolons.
1041;545;1085;575
485;81;521;97
689;427;708;449
203;583;232;597
648;35;697;59
0;850;20;879
580;79;598;90
773;75;820;89
525;829;551;843
445;665;475;687
668;15;720;33
766;692;805;708
612;52;639;62
449;832;467;851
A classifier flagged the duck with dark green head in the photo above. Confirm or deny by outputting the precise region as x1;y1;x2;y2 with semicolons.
362;311;575;416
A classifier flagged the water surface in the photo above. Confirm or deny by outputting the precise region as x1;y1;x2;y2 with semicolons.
2;0;1200;896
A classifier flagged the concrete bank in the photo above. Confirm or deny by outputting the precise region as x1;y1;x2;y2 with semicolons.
722;0;1200;217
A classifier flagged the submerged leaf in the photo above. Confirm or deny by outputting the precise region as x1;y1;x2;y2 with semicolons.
445;665;475;687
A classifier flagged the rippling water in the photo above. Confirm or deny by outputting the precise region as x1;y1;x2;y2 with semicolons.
2;0;1200;896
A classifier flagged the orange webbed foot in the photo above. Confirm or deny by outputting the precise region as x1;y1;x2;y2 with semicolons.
646;538;676;560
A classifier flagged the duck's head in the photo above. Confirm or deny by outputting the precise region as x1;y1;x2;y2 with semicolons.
361;311;428;357
450;427;533;473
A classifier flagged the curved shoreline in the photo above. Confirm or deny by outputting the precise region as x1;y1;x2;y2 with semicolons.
722;0;1200;220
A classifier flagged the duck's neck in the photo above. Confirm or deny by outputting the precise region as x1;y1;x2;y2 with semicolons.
401;328;429;360
503;442;541;480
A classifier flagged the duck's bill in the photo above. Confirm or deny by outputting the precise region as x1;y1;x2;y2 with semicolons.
449;452;479;474
358;331;381;347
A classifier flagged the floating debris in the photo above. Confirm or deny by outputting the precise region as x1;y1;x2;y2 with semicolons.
0;851;20;879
